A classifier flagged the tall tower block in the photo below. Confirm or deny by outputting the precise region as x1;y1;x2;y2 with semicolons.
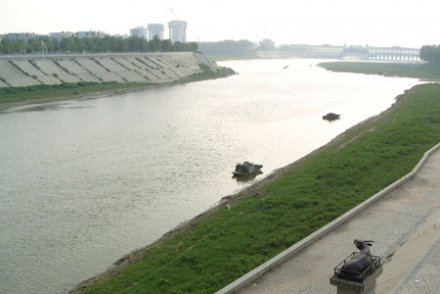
147;23;164;40
168;20;187;43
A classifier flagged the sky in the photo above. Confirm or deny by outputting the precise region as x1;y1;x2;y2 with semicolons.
0;0;438;48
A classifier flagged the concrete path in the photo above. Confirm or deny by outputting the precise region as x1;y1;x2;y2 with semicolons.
239;147;440;294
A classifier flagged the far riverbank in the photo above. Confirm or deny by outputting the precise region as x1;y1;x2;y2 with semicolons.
0;51;235;112
319;61;440;81
0;66;235;113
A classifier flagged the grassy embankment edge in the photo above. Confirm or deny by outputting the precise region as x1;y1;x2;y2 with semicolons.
73;81;440;292
0;65;236;109
318;61;440;81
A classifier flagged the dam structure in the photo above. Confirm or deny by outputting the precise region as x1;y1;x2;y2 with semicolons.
0;52;215;88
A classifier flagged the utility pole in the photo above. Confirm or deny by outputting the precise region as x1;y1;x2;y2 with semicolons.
41;40;48;55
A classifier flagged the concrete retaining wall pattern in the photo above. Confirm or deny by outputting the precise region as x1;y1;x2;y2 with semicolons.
0;52;211;88
75;58;123;82
56;59;100;82
114;57;160;82
0;60;40;87
13;60;62;85
34;60;81;84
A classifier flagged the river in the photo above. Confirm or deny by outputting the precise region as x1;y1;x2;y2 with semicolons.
0;59;418;293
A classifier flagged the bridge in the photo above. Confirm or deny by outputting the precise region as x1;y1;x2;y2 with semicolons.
367;47;420;62
270;45;421;62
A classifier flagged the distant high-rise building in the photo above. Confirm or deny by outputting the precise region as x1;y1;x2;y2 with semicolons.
4;32;36;41
49;31;74;39
147;24;164;40
130;26;147;39
76;31;107;39
168;20;187;43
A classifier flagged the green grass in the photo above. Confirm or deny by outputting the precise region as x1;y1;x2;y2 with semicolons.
77;83;440;293
0;82;154;104
186;64;236;82
319;61;440;80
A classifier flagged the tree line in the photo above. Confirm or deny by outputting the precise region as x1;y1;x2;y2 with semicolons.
0;35;198;55
420;45;440;63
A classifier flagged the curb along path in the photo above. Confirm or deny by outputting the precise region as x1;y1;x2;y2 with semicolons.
216;143;440;294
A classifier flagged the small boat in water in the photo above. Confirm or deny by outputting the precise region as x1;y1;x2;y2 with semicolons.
322;112;340;121
232;161;263;177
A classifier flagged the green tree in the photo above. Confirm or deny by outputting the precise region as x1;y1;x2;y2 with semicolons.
161;39;173;52
420;45;440;63
60;37;79;52
0;34;199;54
150;35;162;52
172;41;198;52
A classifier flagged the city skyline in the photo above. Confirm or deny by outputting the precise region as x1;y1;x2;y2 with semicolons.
1;0;439;48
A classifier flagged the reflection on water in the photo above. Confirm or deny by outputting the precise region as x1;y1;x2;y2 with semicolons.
232;170;264;183
0;59;419;293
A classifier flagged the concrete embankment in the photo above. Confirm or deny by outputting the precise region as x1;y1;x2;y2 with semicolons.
0;52;215;87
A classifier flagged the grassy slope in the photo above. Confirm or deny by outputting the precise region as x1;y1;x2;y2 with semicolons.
318;61;440;80
0;82;152;104
77;82;440;293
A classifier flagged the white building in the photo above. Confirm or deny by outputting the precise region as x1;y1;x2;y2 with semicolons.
147;23;164;40
76;31;106;39
130;26;147;39
49;31;74;39
168;20;187;43
4;32;36;41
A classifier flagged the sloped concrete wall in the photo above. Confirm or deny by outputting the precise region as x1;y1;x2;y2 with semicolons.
34;60;81;83
118;57;162;82
0;52;212;88
12;60;62;85
0;80;8;87
56;59;101;82
0;60;40;87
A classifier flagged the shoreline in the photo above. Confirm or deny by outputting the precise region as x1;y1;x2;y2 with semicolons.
70;84;418;293
0;69;237;114
0;52;236;114
0;80;194;114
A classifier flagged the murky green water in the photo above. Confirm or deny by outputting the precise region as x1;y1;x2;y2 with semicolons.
0;59;418;293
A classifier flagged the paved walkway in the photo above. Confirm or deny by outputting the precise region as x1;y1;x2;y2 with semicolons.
239;148;440;294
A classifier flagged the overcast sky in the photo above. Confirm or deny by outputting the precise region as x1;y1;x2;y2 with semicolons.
0;0;438;48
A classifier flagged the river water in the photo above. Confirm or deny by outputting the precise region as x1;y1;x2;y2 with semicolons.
0;59;418;293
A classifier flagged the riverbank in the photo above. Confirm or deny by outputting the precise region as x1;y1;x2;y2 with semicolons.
0;51;238;112
238;140;440;294
318;61;440;81
0;82;150;112
0;64;235;113
72;83;440;293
